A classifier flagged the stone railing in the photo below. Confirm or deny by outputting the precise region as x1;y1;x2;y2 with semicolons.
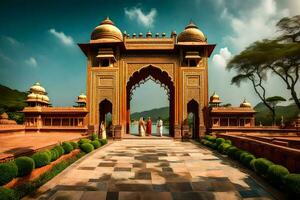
217;133;300;173
0;125;25;134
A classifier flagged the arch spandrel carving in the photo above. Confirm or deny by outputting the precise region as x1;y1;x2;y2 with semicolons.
126;63;174;82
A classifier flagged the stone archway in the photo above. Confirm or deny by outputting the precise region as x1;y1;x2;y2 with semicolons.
126;65;175;136
187;99;199;139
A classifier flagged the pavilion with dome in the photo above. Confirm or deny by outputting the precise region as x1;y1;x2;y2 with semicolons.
208;92;256;132
21;83;88;133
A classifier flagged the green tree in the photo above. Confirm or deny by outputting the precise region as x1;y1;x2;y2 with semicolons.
266;96;286;125
227;45;275;116
227;15;300;112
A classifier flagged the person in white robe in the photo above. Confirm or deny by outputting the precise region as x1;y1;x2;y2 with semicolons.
156;117;163;137
139;117;146;137
100;121;106;139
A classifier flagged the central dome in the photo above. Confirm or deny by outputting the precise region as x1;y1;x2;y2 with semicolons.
177;21;206;43
91;17;123;43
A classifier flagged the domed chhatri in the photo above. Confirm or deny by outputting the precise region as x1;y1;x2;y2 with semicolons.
177;21;206;43
91;17;123;43
30;82;46;94
27;82;50;106
240;99;252;108
76;93;87;107
209;92;221;103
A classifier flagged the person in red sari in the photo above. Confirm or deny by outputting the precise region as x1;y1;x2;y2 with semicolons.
146;117;152;136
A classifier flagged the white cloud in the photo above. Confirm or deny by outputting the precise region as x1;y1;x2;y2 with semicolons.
221;0;289;51
124;7;157;28
1;36;22;46
25;57;37;67
212;47;232;68
49;28;74;46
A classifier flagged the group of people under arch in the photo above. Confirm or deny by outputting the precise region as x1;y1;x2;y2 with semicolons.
138;117;164;137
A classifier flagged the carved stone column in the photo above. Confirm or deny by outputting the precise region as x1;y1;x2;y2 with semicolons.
114;125;122;140
174;124;182;140
181;124;190;141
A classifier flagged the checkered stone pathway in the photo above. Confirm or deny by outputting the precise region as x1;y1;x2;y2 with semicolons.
24;139;282;200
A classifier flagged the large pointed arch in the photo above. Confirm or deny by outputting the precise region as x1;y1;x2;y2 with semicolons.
126;65;175;136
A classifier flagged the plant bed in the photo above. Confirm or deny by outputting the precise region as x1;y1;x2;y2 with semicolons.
3;149;81;189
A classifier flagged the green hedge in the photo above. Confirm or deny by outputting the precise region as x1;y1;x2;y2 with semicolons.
217;143;231;154
267;165;289;186
15;156;35;177
227;146;239;158
78;138;92;145
62;142;73;154
50;149;59;161
91;140;101;149
53;145;64;157
233;149;246;160
31;152;51;168
241;153;256;168
254;158;274;176
216;138;225;147
70;141;79;149
91;133;98;141
199;135;300;196
80;143;94;153
0;187;17;200
0;162;18;185
225;139;232;145
99;139;108;145
284;174;300;195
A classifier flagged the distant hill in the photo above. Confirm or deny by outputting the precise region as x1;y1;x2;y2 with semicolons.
130;107;169;122
254;102;299;126
0;84;27;123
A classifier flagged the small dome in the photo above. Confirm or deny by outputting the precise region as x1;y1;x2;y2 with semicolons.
27;93;37;100
91;17;123;43
210;92;221;103
41;94;49;102
177;21;206;43
0;112;8;119
240;99;252;108
78;93;87;100
30;82;46;94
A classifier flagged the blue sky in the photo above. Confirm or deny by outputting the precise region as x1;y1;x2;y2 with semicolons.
0;0;299;112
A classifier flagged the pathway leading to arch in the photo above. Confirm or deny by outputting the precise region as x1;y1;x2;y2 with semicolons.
26;139;280;200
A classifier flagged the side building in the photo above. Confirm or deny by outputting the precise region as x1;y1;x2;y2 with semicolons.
208;92;256;133
22;82;88;134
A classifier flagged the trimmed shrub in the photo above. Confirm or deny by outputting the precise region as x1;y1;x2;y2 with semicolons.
267;165;289;186
284;173;300;195
53;145;64;157
227;146;239;158
50;149;59;161
99;139;108;145
44;150;52;161
207;135;216;142
62;142;73;154
240;153;256;168
254;158;274;176
80;143;94;153
217;143;231;154
91;133;98;141
78;138;92;145
250;159;257;171
0;187;17;200
31;152;51;168
225;139;232;145
0;162;18;185
91;140;101;149
70;141;79;149
15;156;35;177
216;138;225;147
233;149;247;160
